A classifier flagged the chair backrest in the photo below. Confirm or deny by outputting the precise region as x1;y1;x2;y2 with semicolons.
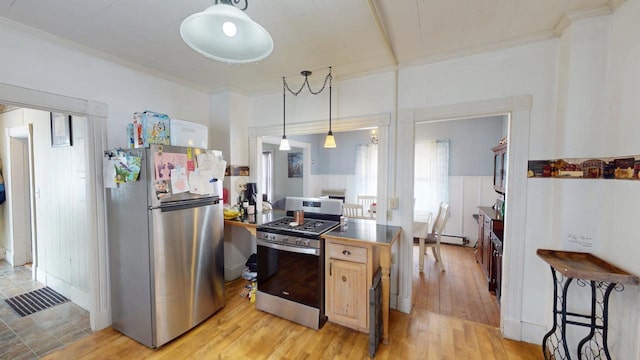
431;203;450;239
343;203;364;218
358;195;376;206
357;195;377;218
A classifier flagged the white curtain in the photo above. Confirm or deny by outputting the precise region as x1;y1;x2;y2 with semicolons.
354;144;377;202
414;140;449;215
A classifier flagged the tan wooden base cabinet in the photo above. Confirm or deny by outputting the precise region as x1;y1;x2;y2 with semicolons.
325;239;379;333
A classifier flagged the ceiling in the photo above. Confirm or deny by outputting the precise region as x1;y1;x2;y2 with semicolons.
0;0;619;95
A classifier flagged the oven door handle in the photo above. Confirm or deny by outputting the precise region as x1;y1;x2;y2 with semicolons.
257;239;320;256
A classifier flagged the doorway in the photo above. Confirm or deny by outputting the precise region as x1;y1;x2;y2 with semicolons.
397;95;531;340
6;125;35;268
412;115;506;327
0;83;110;332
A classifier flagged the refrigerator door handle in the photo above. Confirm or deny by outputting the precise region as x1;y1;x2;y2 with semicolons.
156;198;219;212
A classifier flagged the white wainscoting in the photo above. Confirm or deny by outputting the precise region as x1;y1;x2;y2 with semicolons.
443;176;496;245
309;175;358;202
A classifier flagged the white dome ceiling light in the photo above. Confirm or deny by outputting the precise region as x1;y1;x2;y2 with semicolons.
180;0;273;64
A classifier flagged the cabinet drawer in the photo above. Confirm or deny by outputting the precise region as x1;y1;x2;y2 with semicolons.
327;243;367;264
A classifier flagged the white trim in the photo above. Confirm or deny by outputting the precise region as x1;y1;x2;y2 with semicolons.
248;113;390;138
0;82;110;331
521;321;548;344
5;125;35;271
553;6;615;37
262;137;312;197
398;95;531;340
249;113;391;225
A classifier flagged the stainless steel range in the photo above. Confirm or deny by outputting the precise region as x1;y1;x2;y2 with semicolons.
256;197;343;330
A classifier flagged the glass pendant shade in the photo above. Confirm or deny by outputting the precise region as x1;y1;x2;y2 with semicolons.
180;4;273;64
279;136;291;151
323;132;336;148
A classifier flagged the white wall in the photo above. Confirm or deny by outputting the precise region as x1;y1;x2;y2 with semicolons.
0;21;211;149
0;108;92;309
399;5;640;359
555;3;640;358
0;21;212;330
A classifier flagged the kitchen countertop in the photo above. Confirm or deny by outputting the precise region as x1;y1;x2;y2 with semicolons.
224;210;286;228
322;219;402;247
478;206;503;222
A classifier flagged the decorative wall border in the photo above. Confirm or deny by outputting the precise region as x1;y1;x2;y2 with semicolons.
528;156;640;180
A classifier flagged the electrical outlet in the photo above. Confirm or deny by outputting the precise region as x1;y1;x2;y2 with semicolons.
389;197;399;209
387;210;392;221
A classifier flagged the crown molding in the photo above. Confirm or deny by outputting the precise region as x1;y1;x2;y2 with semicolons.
608;0;626;11
553;5;617;37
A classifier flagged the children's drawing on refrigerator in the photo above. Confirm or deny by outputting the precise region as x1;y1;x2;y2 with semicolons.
154;151;187;180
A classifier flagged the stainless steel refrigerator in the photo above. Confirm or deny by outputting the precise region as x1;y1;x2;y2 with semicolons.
106;144;224;348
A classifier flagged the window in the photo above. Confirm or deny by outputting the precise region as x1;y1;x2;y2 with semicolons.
414;140;449;215
261;150;274;202
354;143;377;202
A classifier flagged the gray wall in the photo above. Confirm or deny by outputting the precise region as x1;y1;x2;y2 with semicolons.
291;129;373;175
414;115;505;176
263;142;303;202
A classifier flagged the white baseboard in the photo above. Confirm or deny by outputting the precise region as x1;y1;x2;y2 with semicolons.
441;235;468;246
224;262;246;282
4;250;14;265
521;321;548;345
36;267;90;311
501;316;547;345
91;308;111;332
502;316;523;340
397;294;412;314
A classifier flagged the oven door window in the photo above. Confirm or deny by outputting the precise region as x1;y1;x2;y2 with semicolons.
257;245;320;308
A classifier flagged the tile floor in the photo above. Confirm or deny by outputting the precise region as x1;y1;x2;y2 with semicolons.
0;260;92;359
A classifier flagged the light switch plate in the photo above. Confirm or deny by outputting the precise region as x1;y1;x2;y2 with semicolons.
389;197;399;209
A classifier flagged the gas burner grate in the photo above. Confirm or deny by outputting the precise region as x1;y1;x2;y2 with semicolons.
259;216;339;236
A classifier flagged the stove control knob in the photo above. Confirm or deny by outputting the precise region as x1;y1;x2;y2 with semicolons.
270;234;277;241
282;236;288;243
295;238;302;245
303;239;310;246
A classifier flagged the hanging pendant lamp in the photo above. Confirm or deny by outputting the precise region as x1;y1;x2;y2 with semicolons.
279;77;291;151
180;1;273;64
282;67;335;150
323;69;336;148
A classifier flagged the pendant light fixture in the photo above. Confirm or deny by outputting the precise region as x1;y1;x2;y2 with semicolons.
180;0;273;64
323;71;336;148
279;76;291;151
282;67;335;150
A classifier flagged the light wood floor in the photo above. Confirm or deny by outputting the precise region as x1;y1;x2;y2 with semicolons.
412;243;500;327
42;264;541;359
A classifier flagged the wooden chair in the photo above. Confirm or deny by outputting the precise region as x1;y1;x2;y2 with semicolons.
343;203;364;218
419;202;450;272
357;195;377;218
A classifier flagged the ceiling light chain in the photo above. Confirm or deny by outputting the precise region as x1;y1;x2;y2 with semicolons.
284;67;333;97
280;67;336;149
215;0;247;11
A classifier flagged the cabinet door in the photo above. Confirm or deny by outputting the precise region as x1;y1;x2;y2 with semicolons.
476;214;484;264
327;259;367;331
483;230;493;289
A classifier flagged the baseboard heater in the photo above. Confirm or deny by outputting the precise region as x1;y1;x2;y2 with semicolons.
441;235;469;246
